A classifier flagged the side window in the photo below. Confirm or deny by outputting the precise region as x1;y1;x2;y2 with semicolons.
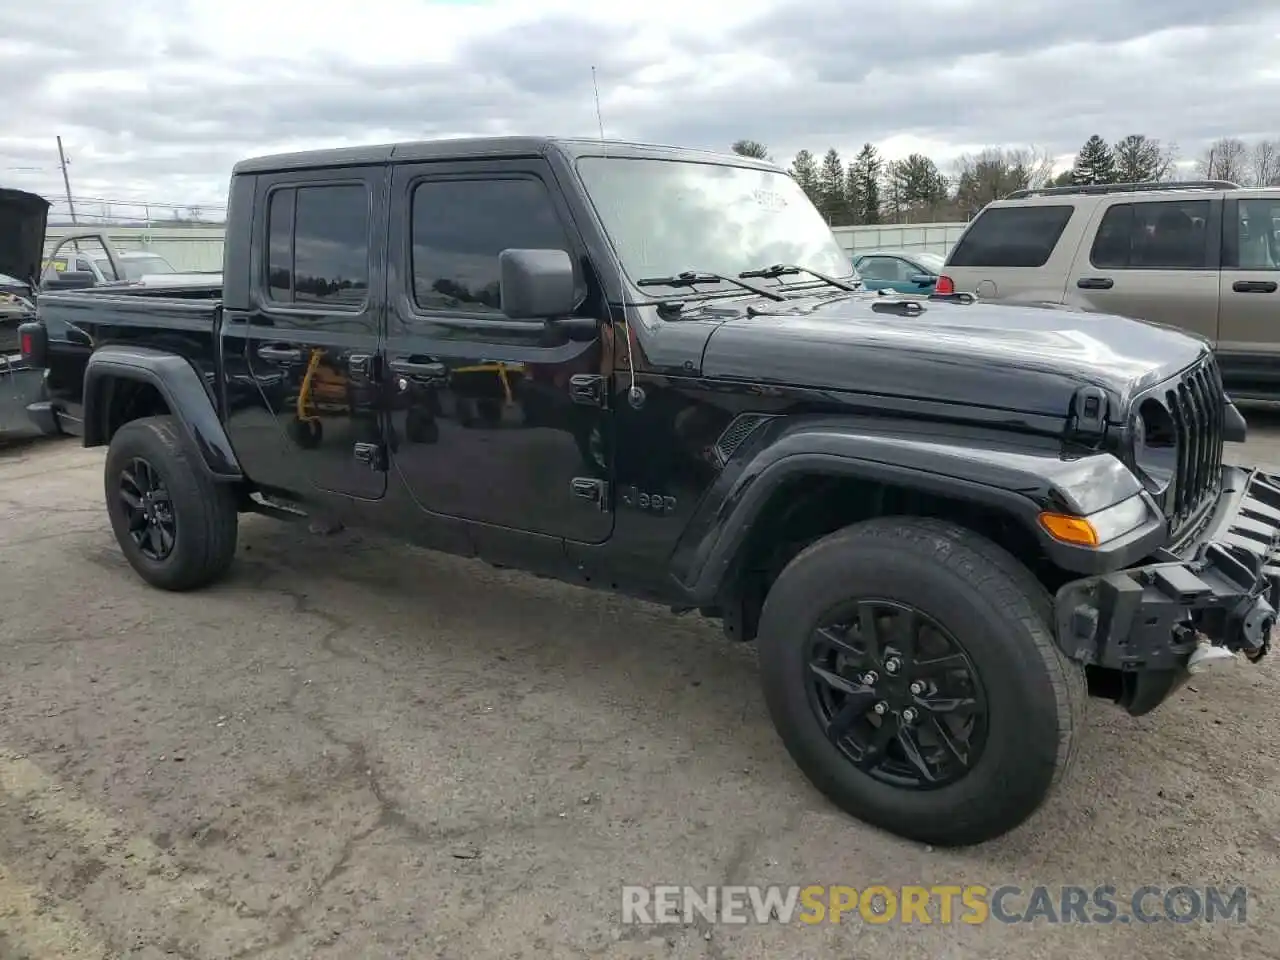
264;183;369;307
1228;197;1280;270
947;205;1075;268
857;257;896;281
1091;200;1210;270
410;177;572;314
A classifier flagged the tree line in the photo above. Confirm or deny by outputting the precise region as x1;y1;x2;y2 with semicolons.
730;134;1280;227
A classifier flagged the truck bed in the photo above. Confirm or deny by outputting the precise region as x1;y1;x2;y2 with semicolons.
33;284;225;435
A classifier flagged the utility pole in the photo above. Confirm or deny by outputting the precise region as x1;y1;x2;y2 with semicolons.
56;136;77;224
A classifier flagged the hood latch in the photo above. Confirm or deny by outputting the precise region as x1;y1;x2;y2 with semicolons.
1067;385;1109;440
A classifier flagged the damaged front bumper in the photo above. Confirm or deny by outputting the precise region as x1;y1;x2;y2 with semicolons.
1055;465;1280;704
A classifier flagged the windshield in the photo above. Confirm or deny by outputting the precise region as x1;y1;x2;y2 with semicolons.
915;252;946;273
574;156;855;290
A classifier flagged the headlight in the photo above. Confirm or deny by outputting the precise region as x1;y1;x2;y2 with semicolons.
1038;493;1152;548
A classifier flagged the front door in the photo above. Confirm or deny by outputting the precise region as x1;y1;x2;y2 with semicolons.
233;166;387;500
383;159;613;543
1067;196;1222;345
1218;193;1280;396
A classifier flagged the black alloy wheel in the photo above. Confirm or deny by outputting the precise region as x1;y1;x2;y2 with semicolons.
807;599;988;790
118;456;177;561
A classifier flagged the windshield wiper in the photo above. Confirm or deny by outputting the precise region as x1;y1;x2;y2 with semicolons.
635;270;787;302
738;263;862;293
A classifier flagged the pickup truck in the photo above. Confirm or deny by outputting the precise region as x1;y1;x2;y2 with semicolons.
41;230;219;289
16;137;1280;847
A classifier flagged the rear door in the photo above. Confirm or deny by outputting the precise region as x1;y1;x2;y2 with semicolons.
1217;192;1280;395
1065;195;1222;345
233;165;388;500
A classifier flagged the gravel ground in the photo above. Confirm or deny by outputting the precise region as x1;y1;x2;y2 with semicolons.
3;416;1280;960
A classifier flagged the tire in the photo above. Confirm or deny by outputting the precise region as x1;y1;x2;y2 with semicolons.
756;516;1085;847
104;415;239;591
288;417;322;448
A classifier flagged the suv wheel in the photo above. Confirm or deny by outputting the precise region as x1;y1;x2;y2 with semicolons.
104;415;239;591
756;516;1085;846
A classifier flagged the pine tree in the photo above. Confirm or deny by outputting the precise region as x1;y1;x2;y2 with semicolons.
849;143;882;224
1112;134;1169;183
1071;135;1117;185
789;150;821;206
892;153;948;216
817;149;847;224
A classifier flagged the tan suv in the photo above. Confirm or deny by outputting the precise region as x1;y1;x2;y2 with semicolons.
938;181;1280;399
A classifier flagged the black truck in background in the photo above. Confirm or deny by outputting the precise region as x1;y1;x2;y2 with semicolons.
16;137;1280;847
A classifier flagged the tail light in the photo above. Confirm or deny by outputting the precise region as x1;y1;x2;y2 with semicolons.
18;322;47;367
934;274;956;295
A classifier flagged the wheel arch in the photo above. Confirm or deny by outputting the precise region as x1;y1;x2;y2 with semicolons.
669;416;1157;638
83;345;242;481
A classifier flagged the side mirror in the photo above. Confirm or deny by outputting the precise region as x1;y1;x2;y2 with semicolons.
499;248;576;320
909;274;935;286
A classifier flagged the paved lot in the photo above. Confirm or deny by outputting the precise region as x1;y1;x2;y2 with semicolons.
3;416;1280;960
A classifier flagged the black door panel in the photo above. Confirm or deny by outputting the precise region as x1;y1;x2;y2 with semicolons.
229;166;388;500
384;160;613;544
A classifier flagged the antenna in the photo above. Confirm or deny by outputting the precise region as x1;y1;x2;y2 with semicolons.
591;66;606;142
590;65;641;408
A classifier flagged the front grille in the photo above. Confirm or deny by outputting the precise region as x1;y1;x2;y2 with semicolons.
1158;356;1225;531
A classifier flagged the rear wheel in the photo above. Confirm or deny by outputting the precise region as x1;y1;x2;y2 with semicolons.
756;516;1085;846
104;416;239;591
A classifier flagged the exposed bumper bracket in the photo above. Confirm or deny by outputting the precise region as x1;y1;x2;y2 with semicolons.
1055;467;1280;672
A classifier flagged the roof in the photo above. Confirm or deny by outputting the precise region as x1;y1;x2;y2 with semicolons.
231;135;782;175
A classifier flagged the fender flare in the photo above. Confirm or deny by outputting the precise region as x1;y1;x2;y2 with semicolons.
83;345;243;481
669;414;1163;605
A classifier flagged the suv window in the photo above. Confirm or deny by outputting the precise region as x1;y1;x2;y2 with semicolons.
1090;200;1210;270
1228;197;1280;270
410;177;572;314
947;205;1074;268
265;183;370;307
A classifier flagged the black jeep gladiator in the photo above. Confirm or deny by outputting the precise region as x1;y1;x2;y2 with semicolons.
16;137;1280;846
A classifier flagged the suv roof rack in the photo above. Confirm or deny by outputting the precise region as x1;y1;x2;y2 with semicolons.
1004;180;1241;200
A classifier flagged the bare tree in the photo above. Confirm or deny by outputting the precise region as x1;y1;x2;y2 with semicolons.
1198;137;1250;183
952;146;1054;213
1252;139;1280;187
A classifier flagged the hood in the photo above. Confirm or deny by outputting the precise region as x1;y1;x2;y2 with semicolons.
699;293;1208;419
0;187;51;287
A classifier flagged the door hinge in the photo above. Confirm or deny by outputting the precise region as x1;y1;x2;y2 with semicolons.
353;441;386;470
569;374;607;408
571;477;610;510
348;353;375;379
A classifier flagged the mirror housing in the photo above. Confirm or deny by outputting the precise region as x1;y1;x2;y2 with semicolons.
909;273;935;286
499;248;576;320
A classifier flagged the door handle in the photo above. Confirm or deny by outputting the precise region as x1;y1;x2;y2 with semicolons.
387;358;447;377
1077;277;1114;290
258;345;304;362
1232;280;1278;293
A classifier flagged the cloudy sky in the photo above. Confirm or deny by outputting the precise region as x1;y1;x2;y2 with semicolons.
3;0;1278;221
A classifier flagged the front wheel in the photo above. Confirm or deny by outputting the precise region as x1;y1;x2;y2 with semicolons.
756;516;1085;847
104;415;239;591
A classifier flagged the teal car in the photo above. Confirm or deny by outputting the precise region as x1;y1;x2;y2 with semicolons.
851;249;945;294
